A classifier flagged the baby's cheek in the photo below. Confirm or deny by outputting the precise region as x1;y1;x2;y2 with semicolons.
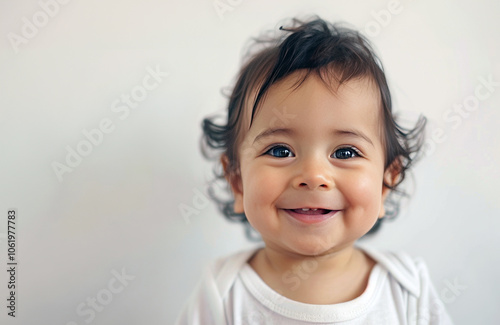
244;169;277;204
343;171;383;210
241;166;282;220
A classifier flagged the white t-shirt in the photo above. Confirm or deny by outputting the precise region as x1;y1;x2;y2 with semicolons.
175;245;453;324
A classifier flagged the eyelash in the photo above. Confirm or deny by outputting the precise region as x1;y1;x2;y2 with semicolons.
263;145;362;159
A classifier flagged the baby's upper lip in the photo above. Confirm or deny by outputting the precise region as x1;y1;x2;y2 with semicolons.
278;196;342;211
283;207;339;211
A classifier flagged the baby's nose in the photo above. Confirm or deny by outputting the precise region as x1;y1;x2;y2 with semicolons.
292;158;334;190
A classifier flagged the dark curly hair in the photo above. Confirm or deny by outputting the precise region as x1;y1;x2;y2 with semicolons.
201;16;426;240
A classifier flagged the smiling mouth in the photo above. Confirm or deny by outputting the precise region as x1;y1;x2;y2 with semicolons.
287;208;332;215
283;208;339;224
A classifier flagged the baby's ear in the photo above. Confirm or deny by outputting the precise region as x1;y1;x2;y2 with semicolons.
379;158;402;218
221;154;244;213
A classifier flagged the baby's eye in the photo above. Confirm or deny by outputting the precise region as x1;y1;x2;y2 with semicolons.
265;145;295;158
332;147;360;159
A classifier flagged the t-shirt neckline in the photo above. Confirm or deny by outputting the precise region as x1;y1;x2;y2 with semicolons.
238;248;388;322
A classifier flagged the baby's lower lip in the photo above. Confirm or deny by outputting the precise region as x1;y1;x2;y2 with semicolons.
283;209;338;224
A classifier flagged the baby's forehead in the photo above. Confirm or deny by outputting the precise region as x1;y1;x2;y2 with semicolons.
246;72;383;125
237;72;385;143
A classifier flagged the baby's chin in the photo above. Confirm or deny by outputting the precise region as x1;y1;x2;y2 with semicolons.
276;237;352;259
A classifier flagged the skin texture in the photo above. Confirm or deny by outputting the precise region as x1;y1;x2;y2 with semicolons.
223;71;398;304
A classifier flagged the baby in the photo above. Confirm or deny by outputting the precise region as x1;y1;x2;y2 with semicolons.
176;17;453;324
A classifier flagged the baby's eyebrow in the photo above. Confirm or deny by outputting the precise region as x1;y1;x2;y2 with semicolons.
335;129;374;146
253;128;294;144
253;127;374;146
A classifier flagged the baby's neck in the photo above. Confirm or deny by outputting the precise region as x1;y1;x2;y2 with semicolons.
248;245;376;305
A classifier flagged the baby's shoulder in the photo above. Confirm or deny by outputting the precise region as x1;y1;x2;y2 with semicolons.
202;247;259;296
358;244;435;298
359;245;455;323
209;248;258;273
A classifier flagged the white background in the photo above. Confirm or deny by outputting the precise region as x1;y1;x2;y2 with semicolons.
0;0;499;324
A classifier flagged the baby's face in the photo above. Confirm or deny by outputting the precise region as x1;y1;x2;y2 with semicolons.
229;72;393;256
